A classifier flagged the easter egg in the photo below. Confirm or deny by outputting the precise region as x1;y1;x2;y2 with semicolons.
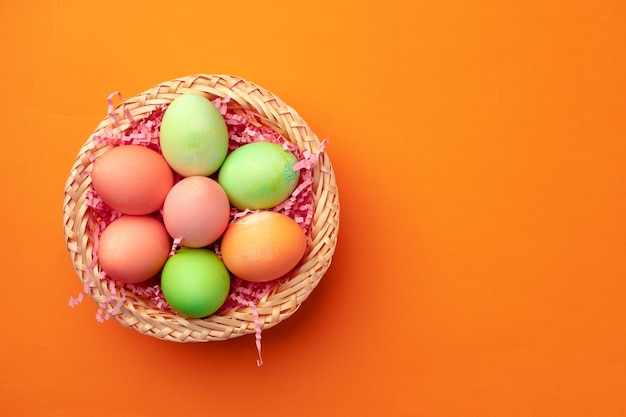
161;248;230;318
162;176;230;248
218;142;300;210
220;211;307;282
91;145;174;215
97;215;171;284
159;93;229;177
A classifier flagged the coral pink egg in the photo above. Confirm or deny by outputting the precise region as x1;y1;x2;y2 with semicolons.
220;211;307;282
97;215;171;284
91;145;174;215
162;176;231;248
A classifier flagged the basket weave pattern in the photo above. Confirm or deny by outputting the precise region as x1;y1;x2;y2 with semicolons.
63;74;339;342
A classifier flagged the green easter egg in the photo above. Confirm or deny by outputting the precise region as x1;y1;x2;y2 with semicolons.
160;93;229;177
218;142;300;210
161;248;230;318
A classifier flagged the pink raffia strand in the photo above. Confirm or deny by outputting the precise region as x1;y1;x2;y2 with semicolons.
95;103;166;152
107;91;134;129
75;94;325;331
218;277;275;313
169;237;183;256
68;218;98;308
127;279;175;312
95;277;127;323
68;190;121;308
212;97;229;115
227;208;259;226
67;240;98;307
248;302;264;366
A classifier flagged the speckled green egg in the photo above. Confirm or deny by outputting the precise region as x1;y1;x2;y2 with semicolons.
160;93;229;177
218;142;300;210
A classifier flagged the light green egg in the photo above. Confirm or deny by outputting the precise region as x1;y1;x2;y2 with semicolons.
218;141;300;210
160;93;229;176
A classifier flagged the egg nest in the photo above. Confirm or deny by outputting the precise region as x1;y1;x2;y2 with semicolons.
78;97;322;322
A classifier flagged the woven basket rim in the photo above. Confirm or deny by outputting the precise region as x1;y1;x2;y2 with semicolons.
62;74;340;342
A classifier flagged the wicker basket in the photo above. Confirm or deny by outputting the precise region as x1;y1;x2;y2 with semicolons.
62;74;339;342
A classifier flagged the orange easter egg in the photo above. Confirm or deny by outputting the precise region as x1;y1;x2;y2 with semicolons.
220;211;307;282
91;145;174;215
97;215;171;284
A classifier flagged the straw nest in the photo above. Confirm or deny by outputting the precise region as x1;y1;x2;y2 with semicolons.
62;74;339;342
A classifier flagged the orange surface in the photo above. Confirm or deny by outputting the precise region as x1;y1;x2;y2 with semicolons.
2;1;626;416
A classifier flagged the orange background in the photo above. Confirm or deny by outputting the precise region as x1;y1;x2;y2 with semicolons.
2;1;626;416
